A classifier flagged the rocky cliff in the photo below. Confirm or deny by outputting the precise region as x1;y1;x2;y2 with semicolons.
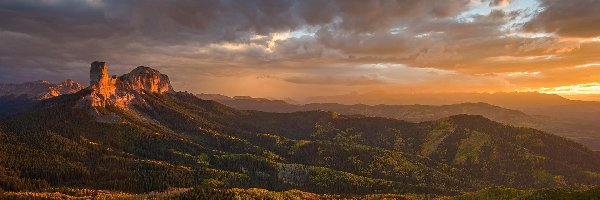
85;61;174;107
0;79;83;99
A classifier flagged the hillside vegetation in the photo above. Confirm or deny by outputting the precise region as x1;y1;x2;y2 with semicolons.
0;91;599;198
205;96;600;150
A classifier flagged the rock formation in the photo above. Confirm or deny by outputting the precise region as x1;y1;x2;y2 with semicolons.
57;79;84;95
120;66;173;94
85;61;174;107
90;61;109;86
0;79;83;100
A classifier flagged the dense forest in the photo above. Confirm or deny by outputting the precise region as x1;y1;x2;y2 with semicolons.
1;90;600;199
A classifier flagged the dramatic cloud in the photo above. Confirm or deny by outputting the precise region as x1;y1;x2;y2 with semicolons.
1;0;599;98
524;0;600;38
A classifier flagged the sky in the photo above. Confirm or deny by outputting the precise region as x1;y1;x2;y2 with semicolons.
1;0;600;99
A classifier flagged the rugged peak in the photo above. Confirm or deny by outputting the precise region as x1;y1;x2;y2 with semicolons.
90;61;109;86
60;79;78;86
130;66;157;74
122;66;173;94
85;61;174;108
34;80;52;84
0;80;83;100
57;79;84;95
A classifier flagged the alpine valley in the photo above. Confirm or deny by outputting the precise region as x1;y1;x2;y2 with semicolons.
1;62;600;199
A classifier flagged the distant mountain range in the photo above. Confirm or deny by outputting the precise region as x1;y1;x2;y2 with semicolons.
305;91;574;109
1;62;599;198
0;80;83;118
197;94;600;151
0;79;83;100
306;91;600;124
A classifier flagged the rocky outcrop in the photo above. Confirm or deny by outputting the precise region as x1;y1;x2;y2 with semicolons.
57;79;84;96
120;66;173;94
90;61;109;86
0;79;83;100
85;61;174;107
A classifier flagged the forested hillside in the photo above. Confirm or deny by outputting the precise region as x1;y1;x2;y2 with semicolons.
204;96;600;150
1;90;599;198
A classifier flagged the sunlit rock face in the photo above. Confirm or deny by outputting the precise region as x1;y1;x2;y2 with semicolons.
0;79;83;100
90;61;109;86
89;61;118;106
121;66;173;94
86;61;173;107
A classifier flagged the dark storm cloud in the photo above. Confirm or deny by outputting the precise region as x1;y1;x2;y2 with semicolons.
0;0;471;46
0;0;475;84
312;9;526;70
524;0;600;38
2;0;599;96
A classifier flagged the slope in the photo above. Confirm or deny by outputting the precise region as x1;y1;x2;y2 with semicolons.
204;96;600;150
1;63;600;196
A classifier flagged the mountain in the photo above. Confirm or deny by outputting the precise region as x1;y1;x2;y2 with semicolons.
196;94;297;112
196;95;600;151
305;91;574;110
306;91;600;123
85;61;174;108
0;79;83;100
1;62;600;198
0;79;83;118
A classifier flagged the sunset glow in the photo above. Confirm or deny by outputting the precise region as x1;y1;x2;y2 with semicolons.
520;82;600;95
3;1;600;198
0;0;599;99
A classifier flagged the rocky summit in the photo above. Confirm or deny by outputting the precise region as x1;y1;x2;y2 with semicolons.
84;61;174;107
2;61;600;199
0;79;83;100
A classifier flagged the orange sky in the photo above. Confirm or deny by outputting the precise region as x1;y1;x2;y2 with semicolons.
1;0;600;99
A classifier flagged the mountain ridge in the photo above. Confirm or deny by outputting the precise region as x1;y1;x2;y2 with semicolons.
197;94;600;150
0;79;84;118
0;79;83;100
305;91;575;109
1;62;600;198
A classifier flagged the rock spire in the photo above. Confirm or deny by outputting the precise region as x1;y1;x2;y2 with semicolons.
86;61;174;107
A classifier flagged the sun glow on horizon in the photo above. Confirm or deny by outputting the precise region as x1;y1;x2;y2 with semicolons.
1;0;600;100
518;82;600;95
